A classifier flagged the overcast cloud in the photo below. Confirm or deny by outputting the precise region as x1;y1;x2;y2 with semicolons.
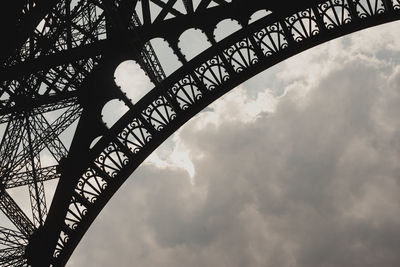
69;21;400;267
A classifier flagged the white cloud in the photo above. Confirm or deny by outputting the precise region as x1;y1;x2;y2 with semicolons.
145;135;196;181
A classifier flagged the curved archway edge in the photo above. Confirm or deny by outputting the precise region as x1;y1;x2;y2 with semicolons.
50;1;400;265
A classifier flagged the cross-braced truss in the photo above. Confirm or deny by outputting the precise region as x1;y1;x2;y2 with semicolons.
0;0;399;266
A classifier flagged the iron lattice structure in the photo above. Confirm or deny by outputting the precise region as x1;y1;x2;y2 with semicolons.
0;0;399;265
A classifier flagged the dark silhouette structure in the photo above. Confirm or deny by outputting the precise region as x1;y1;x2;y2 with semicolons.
0;0;399;266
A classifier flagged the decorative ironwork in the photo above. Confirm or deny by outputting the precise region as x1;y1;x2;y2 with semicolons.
75;168;108;204
285;8;320;42
194;55;230;91
223;37;259;73
0;227;28;247
0;191;34;237
1;0;400;266
94;142;130;178
170;75;203;110
318;0;352;28
355;0;386;17
141;96;177;131
117;118;153;154
0;247;26;266
64;195;88;231
395;0;400;10
253;22;289;56
6;166;60;189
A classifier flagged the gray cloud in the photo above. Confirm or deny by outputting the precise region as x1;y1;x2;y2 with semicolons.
69;23;400;267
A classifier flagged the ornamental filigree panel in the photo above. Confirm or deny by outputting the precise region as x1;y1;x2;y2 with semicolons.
54;230;70;258
253;22;289;56
94;142;130;178
170;75;203;110
64;196;88;231
223;37;259;73
141;96;177;131
285;8;320;42
117;118;153;154
355;0;385;17
395;0;400;10
194;55;230;90
318;0;352;29
75;168;108;204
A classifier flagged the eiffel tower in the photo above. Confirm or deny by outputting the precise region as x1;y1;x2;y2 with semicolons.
0;0;399;266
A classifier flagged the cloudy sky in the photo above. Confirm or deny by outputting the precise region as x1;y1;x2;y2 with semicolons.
69;20;400;267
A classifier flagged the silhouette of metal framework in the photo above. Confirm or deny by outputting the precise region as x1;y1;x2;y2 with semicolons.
0;0;399;265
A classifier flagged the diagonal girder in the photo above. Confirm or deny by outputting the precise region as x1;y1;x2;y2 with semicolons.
31;114;68;162
23;115;48;227
0;191;34;237
0;41;108;82
136;0;231;25
0;119;25;180
0;227;28;247
0;94;78;124
132;11;167;83
0;246;26;266
28;179;47;228
2;104;81;183
23;0;105;64
0;0;58;64
6;166;60;189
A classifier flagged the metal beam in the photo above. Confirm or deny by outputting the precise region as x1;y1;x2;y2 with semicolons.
23;115;47;227
0;119;25;182
31;114;68;162
6;166;60;189
0;191;34;237
0;227;27;247
2;104;81;181
0;247;25;266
